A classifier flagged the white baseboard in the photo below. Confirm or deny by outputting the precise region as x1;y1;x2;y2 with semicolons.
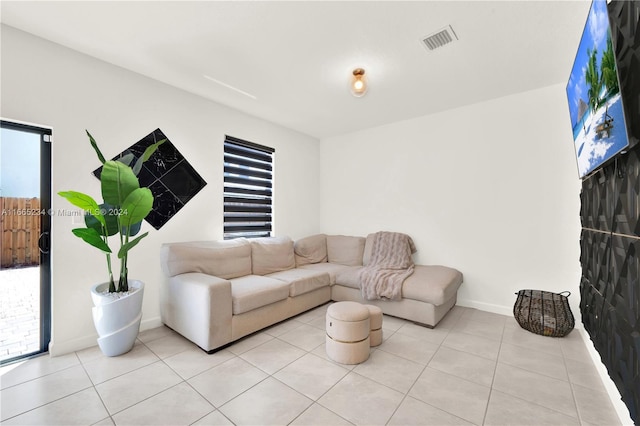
140;316;163;332
456;298;513;317
48;334;98;357
48;315;163;357
577;328;634;425
456;298;586;331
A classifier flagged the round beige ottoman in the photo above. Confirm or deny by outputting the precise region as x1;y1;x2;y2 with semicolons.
326;302;370;364
364;305;383;346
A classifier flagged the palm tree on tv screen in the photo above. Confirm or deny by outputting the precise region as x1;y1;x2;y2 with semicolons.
600;34;619;96
585;47;602;111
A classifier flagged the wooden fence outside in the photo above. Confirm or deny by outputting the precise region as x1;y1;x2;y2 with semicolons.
1;197;41;268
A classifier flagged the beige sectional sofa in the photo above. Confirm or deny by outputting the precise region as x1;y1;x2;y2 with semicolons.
160;234;463;353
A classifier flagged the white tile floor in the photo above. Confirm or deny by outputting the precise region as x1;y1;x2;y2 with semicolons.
0;304;623;425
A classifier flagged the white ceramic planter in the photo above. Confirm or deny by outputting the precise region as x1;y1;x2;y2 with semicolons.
90;280;144;357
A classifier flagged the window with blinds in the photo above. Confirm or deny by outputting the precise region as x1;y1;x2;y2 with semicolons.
223;136;274;239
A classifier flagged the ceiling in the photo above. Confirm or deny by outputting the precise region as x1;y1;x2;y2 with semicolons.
0;1;591;139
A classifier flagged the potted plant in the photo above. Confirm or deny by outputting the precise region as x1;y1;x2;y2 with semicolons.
59;130;164;356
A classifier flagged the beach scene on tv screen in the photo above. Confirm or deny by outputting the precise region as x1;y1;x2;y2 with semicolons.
567;0;629;178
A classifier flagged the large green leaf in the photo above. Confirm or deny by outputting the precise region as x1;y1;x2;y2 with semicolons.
120;188;153;230
86;130;106;164
84;203;119;236
72;228;112;253
100;160;140;207
58;191;106;227
117;232;149;258
132;139;166;176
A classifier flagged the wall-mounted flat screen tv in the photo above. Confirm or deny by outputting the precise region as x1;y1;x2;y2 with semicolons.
566;0;630;179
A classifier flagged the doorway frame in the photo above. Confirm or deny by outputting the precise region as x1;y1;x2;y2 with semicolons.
1;119;52;364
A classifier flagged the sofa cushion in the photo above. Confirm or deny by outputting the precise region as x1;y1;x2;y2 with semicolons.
326;235;366;266
334;266;363;290
230;275;290;314
294;234;328;266
402;265;463;306
266;268;330;297
251;236;295;275
298;263;353;285
160;239;252;279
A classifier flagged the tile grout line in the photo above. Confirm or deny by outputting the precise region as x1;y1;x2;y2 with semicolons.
382;307;483;425
426;310;491;422
299;320;405;425
101;335;225;423
408;310;490;425
0;353;95;423
480;316;507;425
174;357;236;425
87;335;201;423
1;385;96;423
490;331;592;423
76;350;114;425
214;349;305;423
0;353;81;392
173;306;332;423
382;328;441;425
560;337;586;425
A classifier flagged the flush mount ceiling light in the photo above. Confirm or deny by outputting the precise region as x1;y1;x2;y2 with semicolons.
350;68;368;97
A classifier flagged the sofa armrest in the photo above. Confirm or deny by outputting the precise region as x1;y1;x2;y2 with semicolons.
160;272;232;352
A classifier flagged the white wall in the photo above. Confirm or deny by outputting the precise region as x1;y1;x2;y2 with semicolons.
320;84;583;316
1;25;321;355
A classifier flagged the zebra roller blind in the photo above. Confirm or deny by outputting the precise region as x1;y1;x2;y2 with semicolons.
223;135;274;239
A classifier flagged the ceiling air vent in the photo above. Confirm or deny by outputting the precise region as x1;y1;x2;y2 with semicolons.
422;25;458;51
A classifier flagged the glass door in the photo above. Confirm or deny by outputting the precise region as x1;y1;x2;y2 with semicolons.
0;120;51;364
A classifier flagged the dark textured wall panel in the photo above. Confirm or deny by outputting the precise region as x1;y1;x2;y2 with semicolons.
580;277;603;336
581;229;611;294
580;3;640;422
613;147;640;237
581;155;640;425
581;167;615;231
597;301;639;422
610;235;640;328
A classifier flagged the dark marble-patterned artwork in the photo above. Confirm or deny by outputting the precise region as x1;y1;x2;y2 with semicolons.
93;128;207;229
162;161;207;204
145;180;183;229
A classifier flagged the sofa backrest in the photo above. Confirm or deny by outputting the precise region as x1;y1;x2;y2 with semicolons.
160;239;252;279
363;233;375;266
294;234;369;266
250;236;295;275
326;235;366;266
294;234;328;266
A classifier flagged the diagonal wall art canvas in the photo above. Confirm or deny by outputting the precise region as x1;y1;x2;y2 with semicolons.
93;128;207;229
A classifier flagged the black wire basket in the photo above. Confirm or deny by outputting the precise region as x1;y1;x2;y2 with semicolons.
513;289;575;337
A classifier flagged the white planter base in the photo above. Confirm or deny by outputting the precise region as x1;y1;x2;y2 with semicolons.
90;280;144;357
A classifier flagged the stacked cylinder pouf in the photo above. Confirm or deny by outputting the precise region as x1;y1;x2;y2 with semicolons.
364;304;383;346
326;302;371;364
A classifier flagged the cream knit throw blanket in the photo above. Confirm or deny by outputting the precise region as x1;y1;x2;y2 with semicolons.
359;232;416;300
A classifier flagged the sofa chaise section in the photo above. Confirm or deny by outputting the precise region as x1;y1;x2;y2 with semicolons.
296;233;463;327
